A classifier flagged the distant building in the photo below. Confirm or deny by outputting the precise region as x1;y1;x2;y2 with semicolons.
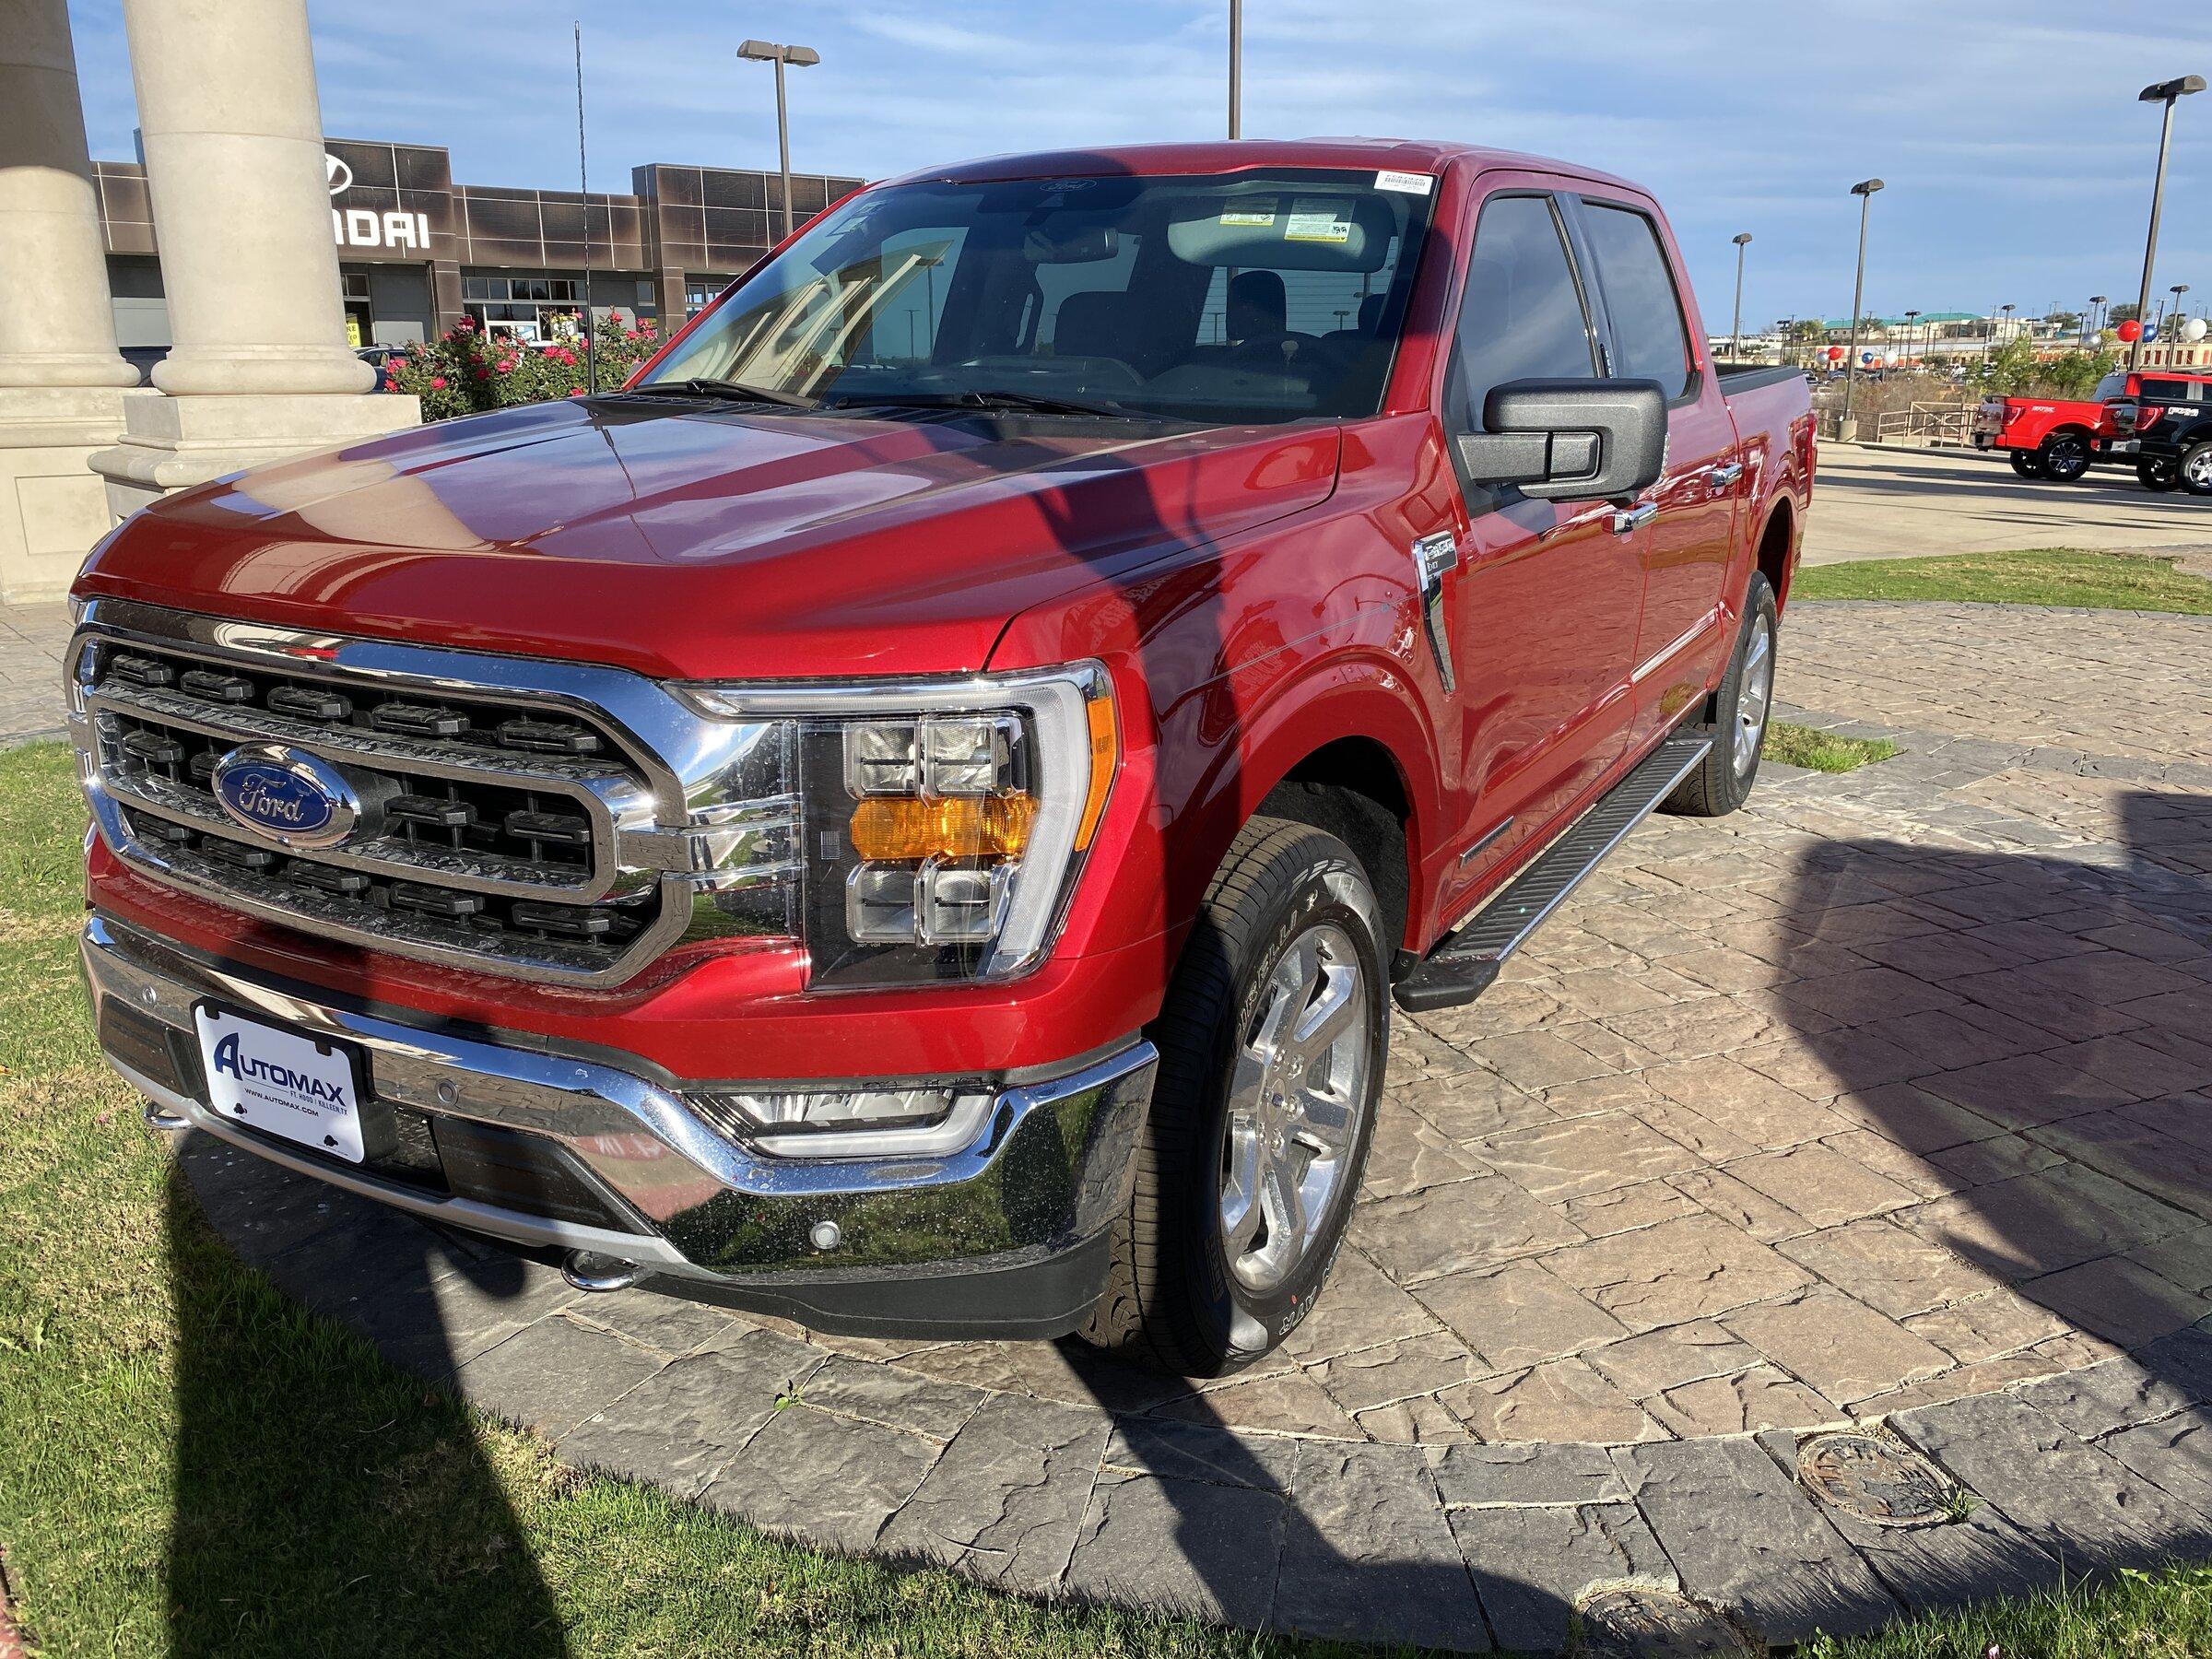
95;135;865;348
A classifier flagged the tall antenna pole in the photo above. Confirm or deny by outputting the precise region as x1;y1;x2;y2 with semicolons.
575;21;595;393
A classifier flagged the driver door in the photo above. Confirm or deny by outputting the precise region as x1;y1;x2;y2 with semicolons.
1428;187;1646;919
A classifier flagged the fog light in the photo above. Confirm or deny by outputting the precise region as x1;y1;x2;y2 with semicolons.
689;1085;995;1159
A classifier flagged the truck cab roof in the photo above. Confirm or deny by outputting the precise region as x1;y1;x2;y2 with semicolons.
877;137;1648;196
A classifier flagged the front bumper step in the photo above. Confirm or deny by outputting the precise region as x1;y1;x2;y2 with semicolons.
1394;733;1713;1013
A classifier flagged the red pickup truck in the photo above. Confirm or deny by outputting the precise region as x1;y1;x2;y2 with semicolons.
70;140;1812;1375
1973;371;2185;488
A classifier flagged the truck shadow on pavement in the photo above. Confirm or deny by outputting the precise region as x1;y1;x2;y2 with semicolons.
164;1145;568;1655
1751;783;2212;1590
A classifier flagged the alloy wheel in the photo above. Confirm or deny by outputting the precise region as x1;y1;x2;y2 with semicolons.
1218;920;1371;1294
1733;613;1774;781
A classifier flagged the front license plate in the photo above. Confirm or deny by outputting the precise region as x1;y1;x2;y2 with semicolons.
194;1003;368;1162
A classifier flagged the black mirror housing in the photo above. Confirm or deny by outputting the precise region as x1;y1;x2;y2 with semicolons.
1455;378;1667;502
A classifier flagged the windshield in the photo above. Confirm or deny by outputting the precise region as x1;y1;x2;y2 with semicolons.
638;168;1438;424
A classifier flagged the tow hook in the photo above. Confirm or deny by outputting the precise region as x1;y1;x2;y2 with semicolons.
562;1250;643;1292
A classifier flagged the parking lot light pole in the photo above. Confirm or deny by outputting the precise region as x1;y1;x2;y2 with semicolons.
1228;0;1241;138
1841;179;1883;437
2131;75;2206;370
1728;233;1752;359
738;39;820;243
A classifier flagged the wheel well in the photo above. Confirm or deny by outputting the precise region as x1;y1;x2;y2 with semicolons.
1258;739;1411;954
1757;499;1794;611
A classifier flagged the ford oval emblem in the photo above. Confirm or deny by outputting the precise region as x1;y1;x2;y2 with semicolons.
210;744;361;850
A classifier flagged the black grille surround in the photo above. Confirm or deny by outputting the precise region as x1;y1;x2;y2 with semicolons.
76;624;686;983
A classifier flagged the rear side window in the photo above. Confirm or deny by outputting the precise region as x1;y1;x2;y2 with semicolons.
1446;194;1598;433
1580;202;1693;399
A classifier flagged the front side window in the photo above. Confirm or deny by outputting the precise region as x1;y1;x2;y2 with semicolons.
638;169;1436;424
1444;193;1597;434
1580;201;1694;399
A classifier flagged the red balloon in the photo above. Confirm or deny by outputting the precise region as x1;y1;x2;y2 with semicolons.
2117;318;2143;343
1826;346;1845;361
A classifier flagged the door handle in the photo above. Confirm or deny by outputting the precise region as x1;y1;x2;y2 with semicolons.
1610;502;1657;535
1709;461;1745;491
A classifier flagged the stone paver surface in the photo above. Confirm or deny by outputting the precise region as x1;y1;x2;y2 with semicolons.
25;587;2212;1649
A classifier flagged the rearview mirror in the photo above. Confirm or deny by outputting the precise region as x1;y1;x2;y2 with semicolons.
1454;378;1667;502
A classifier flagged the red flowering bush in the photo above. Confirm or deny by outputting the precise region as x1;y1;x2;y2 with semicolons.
384;311;662;420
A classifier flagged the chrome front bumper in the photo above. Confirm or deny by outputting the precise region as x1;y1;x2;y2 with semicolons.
82;914;1157;1337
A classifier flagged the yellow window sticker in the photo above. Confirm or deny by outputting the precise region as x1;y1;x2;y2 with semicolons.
1284;198;1352;244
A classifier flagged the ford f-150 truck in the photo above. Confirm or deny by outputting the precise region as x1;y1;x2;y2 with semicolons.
1972;371;2190;489
2107;371;2212;495
71;140;1812;1375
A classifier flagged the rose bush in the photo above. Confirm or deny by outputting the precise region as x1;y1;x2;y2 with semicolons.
385;311;662;420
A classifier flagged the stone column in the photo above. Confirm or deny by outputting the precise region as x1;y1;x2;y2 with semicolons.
92;0;417;518
0;0;143;600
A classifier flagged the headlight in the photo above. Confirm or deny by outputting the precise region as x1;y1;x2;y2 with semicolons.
679;664;1117;989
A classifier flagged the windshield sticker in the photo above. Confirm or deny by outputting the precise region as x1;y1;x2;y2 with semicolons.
1374;170;1435;196
1218;201;1277;228
1284;199;1353;244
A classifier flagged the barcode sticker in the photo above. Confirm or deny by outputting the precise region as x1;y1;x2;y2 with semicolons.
1375;170;1435;196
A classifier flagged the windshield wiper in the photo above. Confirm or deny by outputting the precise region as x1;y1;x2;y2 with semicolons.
644;377;820;410
830;388;1138;419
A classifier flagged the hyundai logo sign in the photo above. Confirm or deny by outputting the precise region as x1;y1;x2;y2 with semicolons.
210;744;362;849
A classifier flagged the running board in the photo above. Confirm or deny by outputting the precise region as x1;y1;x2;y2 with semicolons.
1392;734;1713;1014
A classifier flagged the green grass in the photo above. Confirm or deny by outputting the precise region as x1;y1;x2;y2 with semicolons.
1794;547;2212;614
6;738;2212;1657
1765;723;1899;773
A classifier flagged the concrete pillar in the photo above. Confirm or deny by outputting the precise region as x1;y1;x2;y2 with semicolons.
92;0;416;518
0;0;145;600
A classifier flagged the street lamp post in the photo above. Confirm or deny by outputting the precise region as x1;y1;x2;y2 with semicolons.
737;38;821;243
1729;232;1752;360
1841;179;1883;438
2131;75;2206;370
1228;0;1241;139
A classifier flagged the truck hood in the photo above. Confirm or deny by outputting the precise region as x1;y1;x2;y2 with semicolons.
79;397;1341;679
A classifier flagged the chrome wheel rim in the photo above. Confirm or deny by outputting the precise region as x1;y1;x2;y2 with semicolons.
1219;919;1371;1295
1733;614;1774;781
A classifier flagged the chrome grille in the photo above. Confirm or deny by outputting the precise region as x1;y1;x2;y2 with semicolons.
68;602;795;985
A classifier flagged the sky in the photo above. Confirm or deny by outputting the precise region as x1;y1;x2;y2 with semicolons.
64;0;2212;335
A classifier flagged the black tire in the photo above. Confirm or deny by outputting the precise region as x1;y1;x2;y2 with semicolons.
1080;818;1386;1376
1662;573;1779;818
2039;430;2093;483
2008;449;2045;479
2140;457;2183;493
2182;441;2212;498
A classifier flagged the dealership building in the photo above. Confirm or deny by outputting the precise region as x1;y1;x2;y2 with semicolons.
94;135;865;349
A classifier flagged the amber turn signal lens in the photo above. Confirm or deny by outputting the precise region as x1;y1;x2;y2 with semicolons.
1075;690;1117;851
850;794;1039;862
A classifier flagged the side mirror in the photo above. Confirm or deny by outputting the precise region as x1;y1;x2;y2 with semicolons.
1454;378;1667;502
